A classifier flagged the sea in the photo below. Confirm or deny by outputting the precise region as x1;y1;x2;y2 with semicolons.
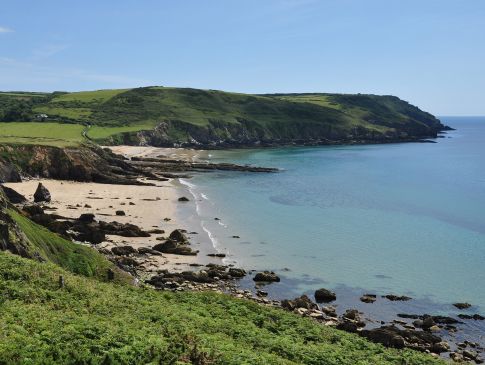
177;116;485;343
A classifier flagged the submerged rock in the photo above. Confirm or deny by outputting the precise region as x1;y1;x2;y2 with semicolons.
383;294;412;301
453;302;472;310
360;294;377;303
178;196;190;202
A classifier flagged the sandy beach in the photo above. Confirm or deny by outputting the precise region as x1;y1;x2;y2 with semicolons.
108;145;208;161
4;177;204;273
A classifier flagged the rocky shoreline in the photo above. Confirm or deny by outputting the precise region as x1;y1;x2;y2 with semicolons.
1;145;483;363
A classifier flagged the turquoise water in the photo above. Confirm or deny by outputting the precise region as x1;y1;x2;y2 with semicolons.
184;117;485;311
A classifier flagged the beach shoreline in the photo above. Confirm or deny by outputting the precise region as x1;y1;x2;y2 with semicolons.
4;144;484;360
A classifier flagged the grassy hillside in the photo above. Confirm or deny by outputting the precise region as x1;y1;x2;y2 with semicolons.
7;209;129;283
0;87;445;147
0;251;444;365
0;122;85;147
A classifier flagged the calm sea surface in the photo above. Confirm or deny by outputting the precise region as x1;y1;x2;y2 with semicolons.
181;117;485;314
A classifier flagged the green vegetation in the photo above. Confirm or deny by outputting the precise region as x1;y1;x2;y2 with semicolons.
7;209;129;284
0;87;444;146
0;251;444;364
0;122;86;147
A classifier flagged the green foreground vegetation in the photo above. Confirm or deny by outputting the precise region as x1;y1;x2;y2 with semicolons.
0;250;444;365
0;189;444;364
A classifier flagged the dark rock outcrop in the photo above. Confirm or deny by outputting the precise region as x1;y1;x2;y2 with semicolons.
314;288;336;303
1;185;27;204
111;246;137;256
34;183;51;203
253;271;280;282
281;295;318;311
453;302;472;310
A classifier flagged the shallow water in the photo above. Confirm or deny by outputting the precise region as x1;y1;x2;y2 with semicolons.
181;117;485;320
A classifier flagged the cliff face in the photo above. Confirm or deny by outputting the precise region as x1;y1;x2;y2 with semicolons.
0;190;32;258
0;144;144;184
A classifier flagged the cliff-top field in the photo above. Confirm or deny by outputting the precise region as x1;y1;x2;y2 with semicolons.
0;87;445;147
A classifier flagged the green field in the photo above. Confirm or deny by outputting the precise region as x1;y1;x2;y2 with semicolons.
0;87;444;146
0;122;86;147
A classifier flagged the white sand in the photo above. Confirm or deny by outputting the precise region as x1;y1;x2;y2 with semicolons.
108;145;209;162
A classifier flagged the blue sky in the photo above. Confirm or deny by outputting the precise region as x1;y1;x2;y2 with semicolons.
1;0;484;115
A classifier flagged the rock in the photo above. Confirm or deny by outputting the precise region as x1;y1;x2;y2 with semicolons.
314;288;336;303
78;213;96;223
84;204;92;208
256;290;268;297
422;316;435;330
111;245;137;256
169;229;188;242
360;294;377;303
450;352;464;362
1;185;27;204
22;204;44;216
431;341;450;354
147;229;165;234
115;210;126;216
129;202;135;205
115;256;139;268
33;183;51;203
207;253;226;258
383;294;412;301
281;295;318;311
228;268;246;278
360;325;441;351
458;313;485;320
321;306;337;318
343;309;360;321
152;239;197;255
337;321;359;333
253;271;280;282
453;302;472;310
137;247;163;256
463;350;478;360
178;196;190;202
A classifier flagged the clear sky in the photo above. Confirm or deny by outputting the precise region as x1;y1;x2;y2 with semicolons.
1;0;484;115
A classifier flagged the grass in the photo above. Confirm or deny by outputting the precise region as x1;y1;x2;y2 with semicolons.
0;87;444;145
0;122;86;147
0;251;445;365
87;123;155;141
7;209;130;284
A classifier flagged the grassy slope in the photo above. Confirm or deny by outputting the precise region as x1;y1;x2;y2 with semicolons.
0;251;444;365
6;209;130;284
0;87;443;145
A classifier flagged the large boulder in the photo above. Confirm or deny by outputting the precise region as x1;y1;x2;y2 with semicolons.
253;271;280;282
1;185;27;204
78;213;96;223
111;245;137;256
33;183;51;203
281;295;318;311
152;239;197;255
314;288;336;303
169;229;188;243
